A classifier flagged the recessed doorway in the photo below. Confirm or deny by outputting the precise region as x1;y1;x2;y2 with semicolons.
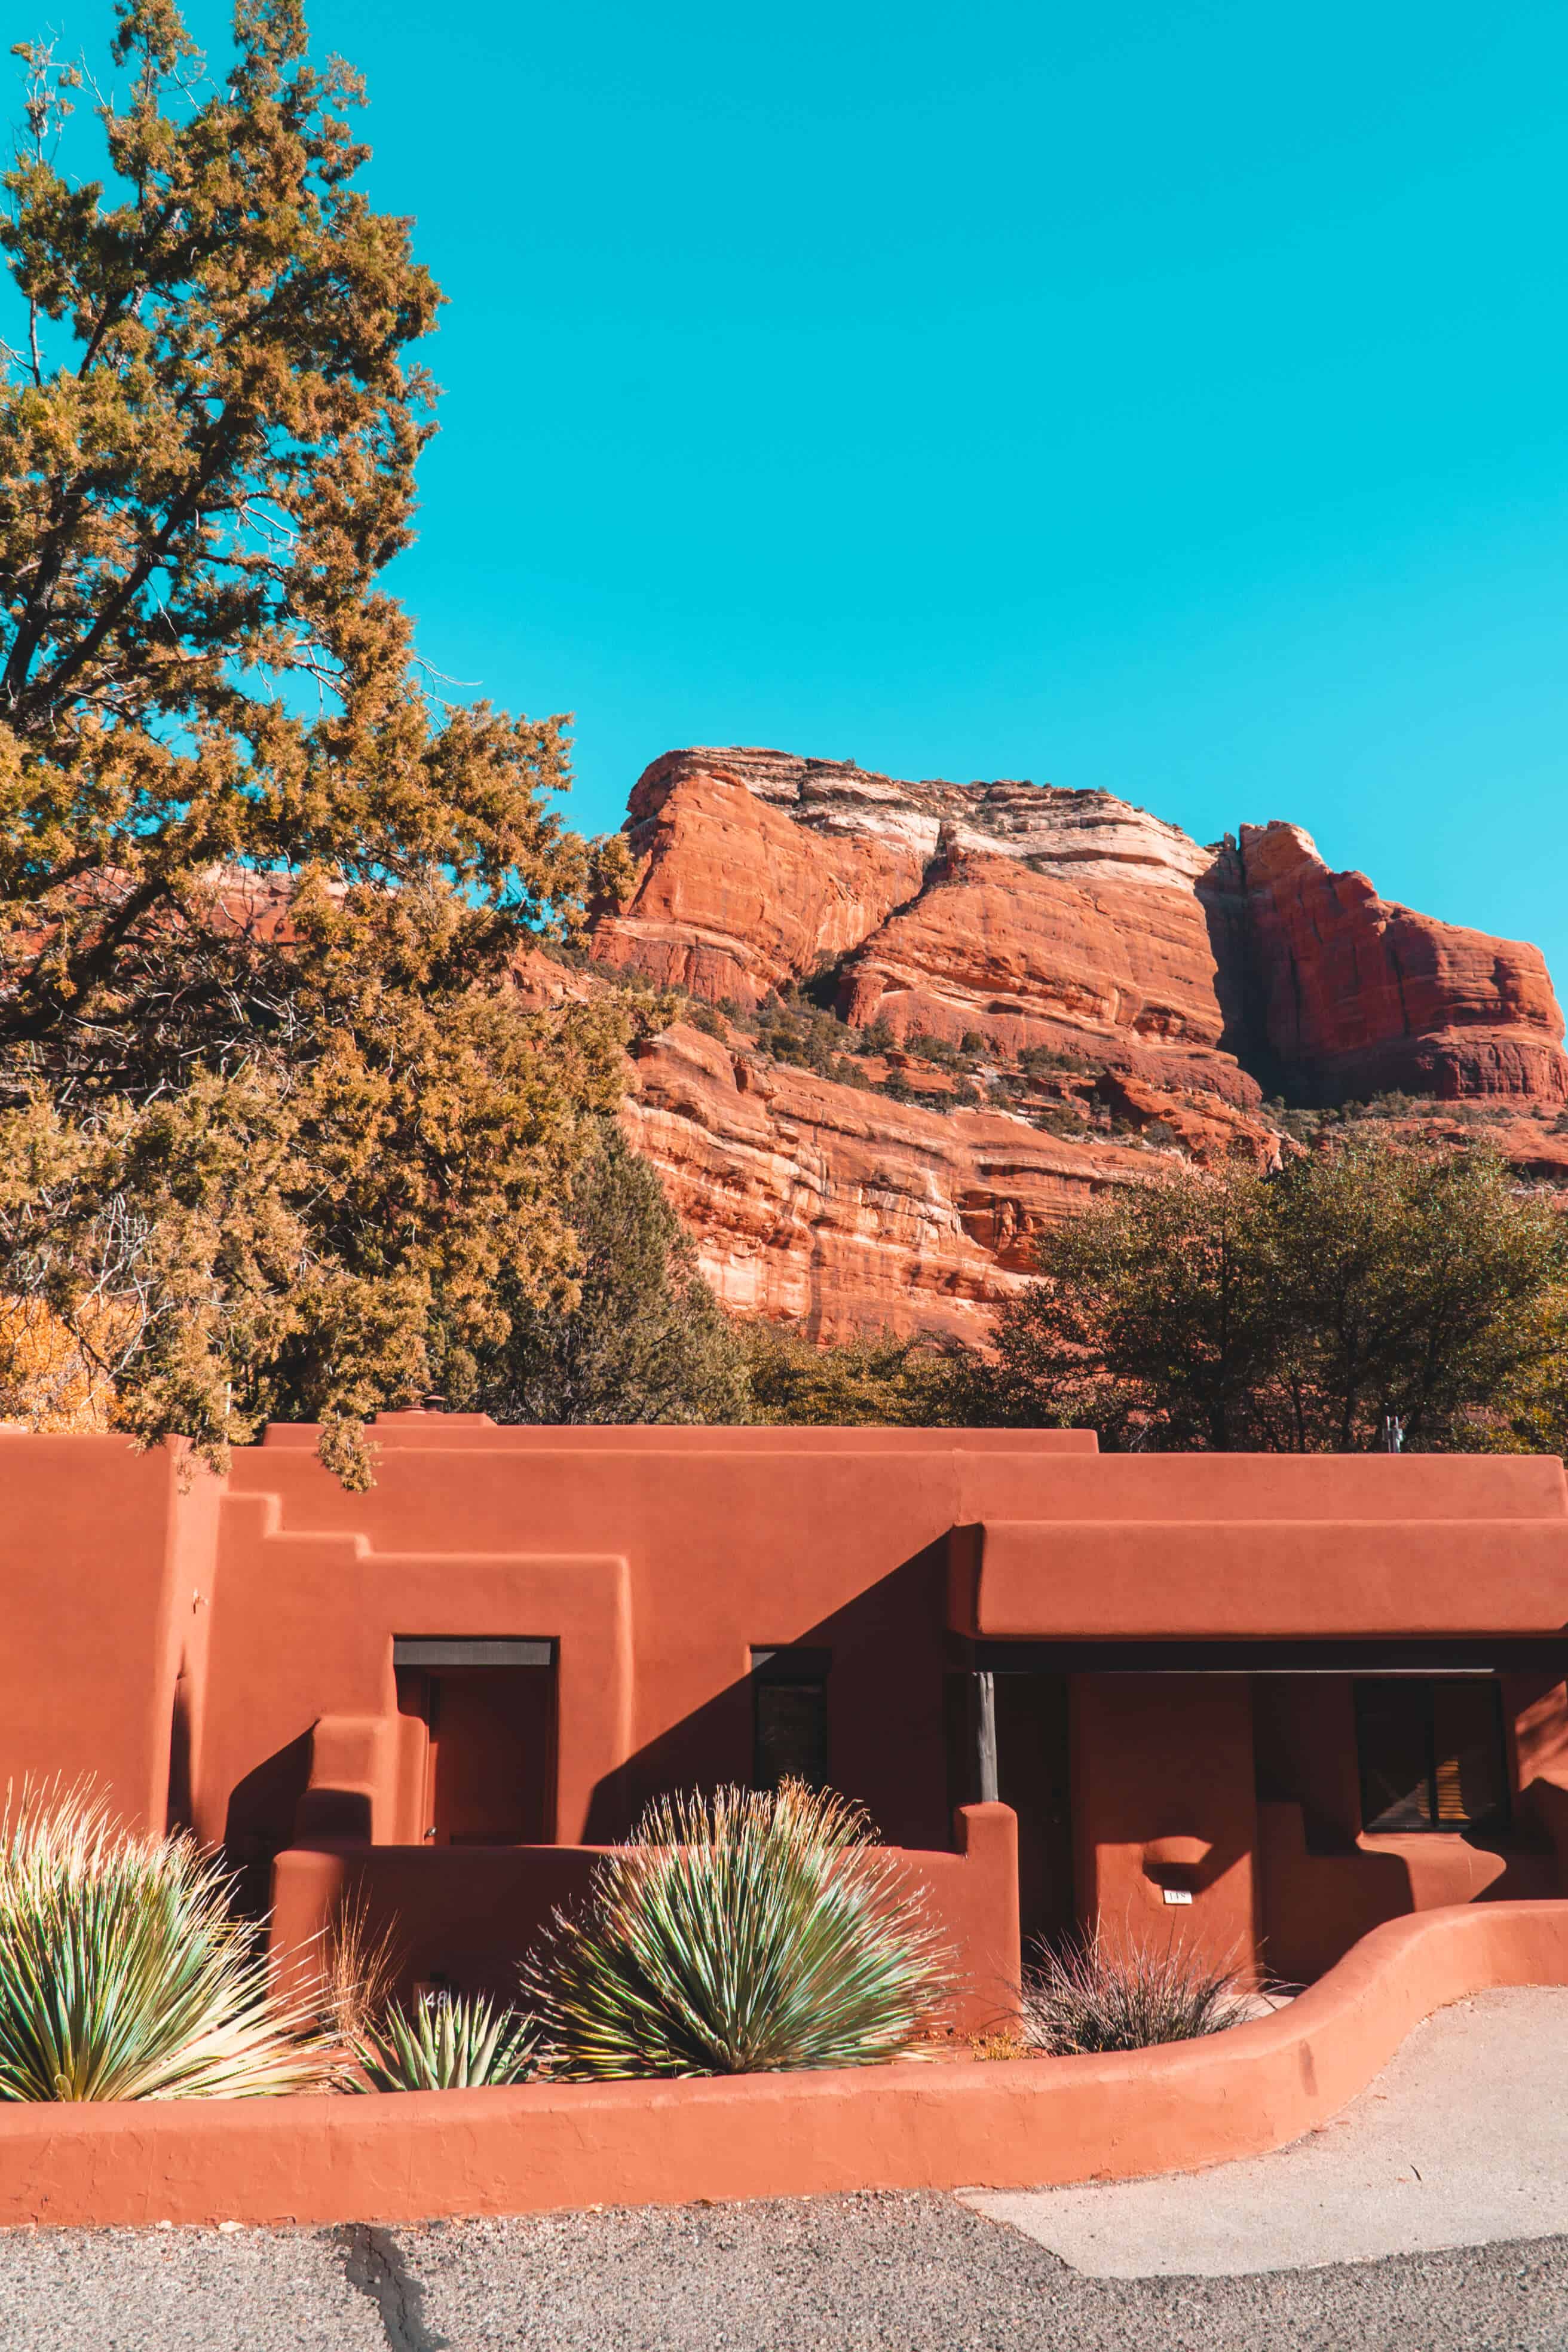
394;1638;556;1845
994;1671;1075;1947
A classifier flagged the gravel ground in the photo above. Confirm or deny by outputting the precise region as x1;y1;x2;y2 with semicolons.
0;2221;386;2351
0;2200;1564;2352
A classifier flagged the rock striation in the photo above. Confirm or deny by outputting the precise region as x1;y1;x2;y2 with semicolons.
837;840;1253;1107
1217;822;1568;1104
592;748;1567;1109
618;1020;1163;1342
577;748;1568;1341
589;760;924;1005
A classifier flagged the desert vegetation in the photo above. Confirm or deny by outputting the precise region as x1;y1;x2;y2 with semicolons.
742;1321;966;1428
1018;1925;1263;2057
467;1119;749;1426
523;1783;953;2078
0;1782;952;2099
970;1138;1568;1454
0;1784;333;2100
0;0;642;1483
347;1990;539;2093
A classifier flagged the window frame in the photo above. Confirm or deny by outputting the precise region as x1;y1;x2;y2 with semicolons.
1353;1674;1509;1837
750;1646;831;1793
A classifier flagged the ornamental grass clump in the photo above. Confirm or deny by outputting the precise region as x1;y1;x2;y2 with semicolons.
0;1768;341;2107
0;1784;335;2100
524;1781;953;2078
1021;1922;1259;2056
350;1990;538;2092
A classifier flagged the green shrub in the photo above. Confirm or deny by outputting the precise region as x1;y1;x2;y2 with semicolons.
684;998;730;1041
904;1031;963;1067
741;1321;969;1427
351;1989;538;2091
753;994;863;1077
0;1785;333;2100
1021;1923;1258;2055
524;1782;952;2078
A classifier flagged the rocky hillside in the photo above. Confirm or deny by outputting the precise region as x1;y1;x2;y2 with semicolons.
576;747;1568;1342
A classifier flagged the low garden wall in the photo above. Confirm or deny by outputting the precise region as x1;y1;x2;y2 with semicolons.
266;1802;1025;2038
2;1898;1565;2230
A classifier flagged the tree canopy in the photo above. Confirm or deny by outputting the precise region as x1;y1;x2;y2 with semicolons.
975;1140;1568;1453
0;0;638;1479
471;1122;749;1427
743;1321;966;1428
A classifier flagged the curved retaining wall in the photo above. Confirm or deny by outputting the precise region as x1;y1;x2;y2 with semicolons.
4;1899;1566;2231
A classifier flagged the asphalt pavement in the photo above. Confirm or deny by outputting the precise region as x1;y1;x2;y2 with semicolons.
0;2198;1564;2351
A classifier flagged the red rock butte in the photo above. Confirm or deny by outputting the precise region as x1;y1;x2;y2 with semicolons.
580;748;1568;1342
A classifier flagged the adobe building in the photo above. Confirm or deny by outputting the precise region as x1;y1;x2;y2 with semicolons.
3;1416;1567;2004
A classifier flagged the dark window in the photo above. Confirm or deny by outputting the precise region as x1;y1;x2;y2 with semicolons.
751;1647;829;1791
1354;1678;1507;1834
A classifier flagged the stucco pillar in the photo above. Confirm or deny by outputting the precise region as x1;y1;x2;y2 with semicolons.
1071;1673;1260;1980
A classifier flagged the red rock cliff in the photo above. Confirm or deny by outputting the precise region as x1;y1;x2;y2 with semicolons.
577;748;1568;1340
590;757;924;1004
1224;822;1568;1104
592;747;1566;1111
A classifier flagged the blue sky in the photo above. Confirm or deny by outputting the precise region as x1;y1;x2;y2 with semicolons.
113;4;1568;975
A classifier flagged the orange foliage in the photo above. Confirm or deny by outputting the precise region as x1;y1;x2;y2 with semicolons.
0;1300;118;1433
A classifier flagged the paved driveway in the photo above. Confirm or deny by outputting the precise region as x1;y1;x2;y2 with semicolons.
0;1989;1564;2350
966;1984;1568;2276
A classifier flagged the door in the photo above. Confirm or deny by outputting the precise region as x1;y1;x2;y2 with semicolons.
994;1672;1075;1948
422;1667;556;1846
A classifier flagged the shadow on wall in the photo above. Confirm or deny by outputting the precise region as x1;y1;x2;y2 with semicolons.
1258;1805;1562;1984
580;1542;954;1848
167;1670;195;1837
249;1540;1028;2030
225;1542;958;1882
224;1731;314;1916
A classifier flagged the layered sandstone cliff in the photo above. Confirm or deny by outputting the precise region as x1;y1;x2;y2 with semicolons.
1217;822;1568;1104
621;1020;1170;1342
593;748;1566;1107
579;748;1568;1340
837;840;1252;1107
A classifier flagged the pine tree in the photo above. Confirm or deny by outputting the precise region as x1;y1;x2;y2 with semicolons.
474;1124;749;1426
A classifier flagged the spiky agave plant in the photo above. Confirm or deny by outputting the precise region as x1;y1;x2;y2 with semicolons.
523;1781;953;2078
1021;1921;1261;2056
0;1783;335;2100
350;1989;538;2091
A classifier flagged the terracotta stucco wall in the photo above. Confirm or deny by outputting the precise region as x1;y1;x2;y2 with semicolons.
0;1434;216;1832
1071;1674;1260;1974
268;1802;1021;2036
1254;1670;1567;1980
213;1431;1015;1863
3;1900;1565;2229
2;1420;1566;1996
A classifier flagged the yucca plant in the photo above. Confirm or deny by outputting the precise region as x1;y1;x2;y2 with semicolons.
0;1783;335;2100
1021;1921;1260;2056
350;1989;538;2092
524;1780;953;2078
